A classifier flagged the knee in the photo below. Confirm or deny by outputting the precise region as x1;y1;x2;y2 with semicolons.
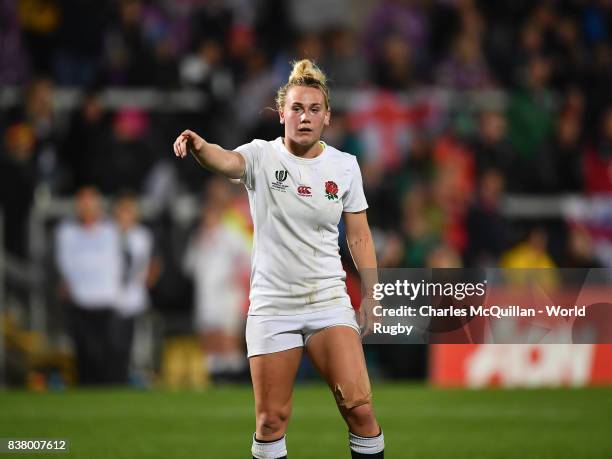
256;407;291;439
345;403;379;435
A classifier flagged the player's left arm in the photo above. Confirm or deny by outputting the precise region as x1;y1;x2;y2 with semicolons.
343;210;378;335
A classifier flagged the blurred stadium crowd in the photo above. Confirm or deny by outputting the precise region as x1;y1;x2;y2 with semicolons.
2;0;612;387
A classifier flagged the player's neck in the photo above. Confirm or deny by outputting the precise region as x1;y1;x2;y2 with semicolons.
283;137;323;159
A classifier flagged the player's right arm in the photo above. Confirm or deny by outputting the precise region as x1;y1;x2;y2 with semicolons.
173;129;245;180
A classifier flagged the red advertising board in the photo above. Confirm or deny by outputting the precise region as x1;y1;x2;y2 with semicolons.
430;344;612;387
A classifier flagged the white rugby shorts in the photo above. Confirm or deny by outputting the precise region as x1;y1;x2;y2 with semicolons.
246;306;360;358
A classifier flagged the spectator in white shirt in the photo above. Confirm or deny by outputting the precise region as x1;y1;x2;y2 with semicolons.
56;186;121;385
111;191;156;384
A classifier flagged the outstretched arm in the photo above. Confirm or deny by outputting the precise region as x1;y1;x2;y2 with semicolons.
173;129;245;180
343;210;378;335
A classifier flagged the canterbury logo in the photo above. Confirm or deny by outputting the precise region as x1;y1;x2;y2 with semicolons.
297;186;312;196
275;170;288;182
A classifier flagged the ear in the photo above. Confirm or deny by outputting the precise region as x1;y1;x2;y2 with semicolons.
324;110;331;126
279;110;285;125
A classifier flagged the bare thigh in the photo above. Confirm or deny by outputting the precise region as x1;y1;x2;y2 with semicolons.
306;326;380;436
249;347;303;440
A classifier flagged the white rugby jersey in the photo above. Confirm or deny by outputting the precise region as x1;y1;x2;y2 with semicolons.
184;222;251;330
235;137;368;315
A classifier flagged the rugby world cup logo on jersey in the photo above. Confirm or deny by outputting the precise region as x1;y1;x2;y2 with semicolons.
271;169;289;193
275;170;288;182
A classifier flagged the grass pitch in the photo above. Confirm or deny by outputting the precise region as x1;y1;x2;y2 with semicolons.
1;383;611;458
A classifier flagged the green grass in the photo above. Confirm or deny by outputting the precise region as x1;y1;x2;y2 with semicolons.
1;383;611;458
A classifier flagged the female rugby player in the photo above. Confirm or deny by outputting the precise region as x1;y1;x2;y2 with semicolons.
173;59;384;459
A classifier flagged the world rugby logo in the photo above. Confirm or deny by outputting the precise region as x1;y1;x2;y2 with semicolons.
271;170;289;193
275;170;288;182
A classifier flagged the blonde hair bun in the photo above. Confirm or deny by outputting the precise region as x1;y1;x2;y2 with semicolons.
288;59;327;86
276;59;330;110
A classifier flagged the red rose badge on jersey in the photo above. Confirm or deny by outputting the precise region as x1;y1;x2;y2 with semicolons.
325;181;339;200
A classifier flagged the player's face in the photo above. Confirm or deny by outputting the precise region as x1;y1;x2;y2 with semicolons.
280;86;330;146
